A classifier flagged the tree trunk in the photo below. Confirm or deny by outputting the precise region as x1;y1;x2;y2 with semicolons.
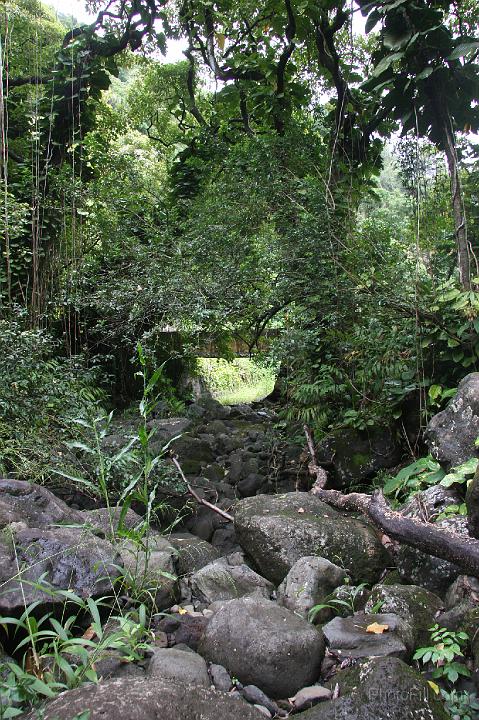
441;111;471;290
304;426;479;577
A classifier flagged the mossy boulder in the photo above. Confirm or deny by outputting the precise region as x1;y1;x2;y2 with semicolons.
316;428;401;489
22;677;265;720
299;656;449;720
466;467;479;539
198;596;325;698
459;606;479;688
365;583;443;647
234;492;389;585
396;515;468;594
168;533;221;575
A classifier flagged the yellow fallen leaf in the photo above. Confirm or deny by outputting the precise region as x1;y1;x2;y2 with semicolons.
427;681;440;695
366;622;389;634
178;607;188;615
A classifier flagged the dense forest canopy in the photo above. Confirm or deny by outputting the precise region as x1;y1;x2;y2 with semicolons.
2;1;479;718
1;0;478;426
0;0;477;476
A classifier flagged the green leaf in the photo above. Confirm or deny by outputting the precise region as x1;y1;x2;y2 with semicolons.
372;52;404;77
449;41;479;60
428;384;442;401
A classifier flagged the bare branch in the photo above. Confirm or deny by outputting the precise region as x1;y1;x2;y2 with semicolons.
172;456;234;522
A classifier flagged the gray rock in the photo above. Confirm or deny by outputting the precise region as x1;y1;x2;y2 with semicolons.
400;485;463;522
190;559;273;604
211;525;240;555
316;428;401;489
0;525;121;612
202;463;226;482
298;657;449;720
209;663;232;691
437;600;474;631
196;396;231;420
322;612;413;661
364;584;443;647
168;533;221;575
22;677;265;720
328;584;371;618
396;515;469;594
0;479;84;529
426;373;479;468
253;706;272;718
82;506;145;536
170;436;215;474
119;538;178;610
237;474;265;497
147;647;210;687
290;685;331;711
228;452;244;484
445;575;479;609
152;417;192;446
198;596;325;698
185;506;226;541
94;651;145;680
241;685;281;717
277;556;348;619
234;493;389;585
467;468;479;538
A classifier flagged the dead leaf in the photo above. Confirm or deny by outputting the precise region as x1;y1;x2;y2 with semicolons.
215;33;226;50
297;507;305;514
366;622;389;634
427;681;440;695
82;625;97;641
178;607;188;615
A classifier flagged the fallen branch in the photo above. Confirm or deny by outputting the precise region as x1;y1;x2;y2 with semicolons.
303;425;328;490
172;456;234;522
304;428;479;577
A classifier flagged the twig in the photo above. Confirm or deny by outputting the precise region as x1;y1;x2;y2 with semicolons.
172;457;234;522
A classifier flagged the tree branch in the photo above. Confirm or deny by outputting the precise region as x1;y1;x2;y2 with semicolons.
305;430;479;576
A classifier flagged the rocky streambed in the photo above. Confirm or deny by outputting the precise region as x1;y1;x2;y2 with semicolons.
1;396;478;720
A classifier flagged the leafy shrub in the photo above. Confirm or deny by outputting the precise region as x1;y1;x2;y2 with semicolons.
0;316;100;426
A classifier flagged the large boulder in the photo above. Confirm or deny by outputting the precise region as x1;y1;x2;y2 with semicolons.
298;657;449;720
396;515;469;594
22;677;265;720
466;467;479;538
321;613;413;661
168;533;221;575
234;493;389;585
82;506;145;536
316;428;401;489
425;373;479;468
277;556;348;619
119;536;178;610
400;485;463;522
364;584;443;647
0;479;83;529
198;596;325;698
147;647;210;687
190;558;273;604
149;417;192;449
0;526;121;612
